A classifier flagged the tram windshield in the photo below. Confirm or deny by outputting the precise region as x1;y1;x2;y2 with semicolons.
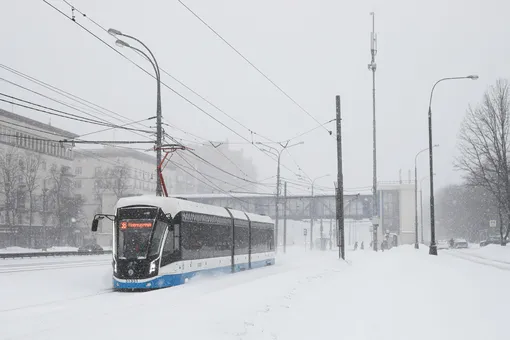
117;207;158;259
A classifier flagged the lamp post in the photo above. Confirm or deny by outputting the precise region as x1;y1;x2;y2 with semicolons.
420;173;435;244
428;75;478;255
414;145;438;249
108;28;163;196
257;141;304;252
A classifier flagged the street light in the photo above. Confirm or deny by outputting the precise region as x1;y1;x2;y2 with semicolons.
257;141;304;252
109;27;164;196
298;173;330;250
420;173;436;244
428;75;478;255
414;144;438;249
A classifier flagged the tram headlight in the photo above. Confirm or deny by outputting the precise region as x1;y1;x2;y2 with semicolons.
149;259;157;274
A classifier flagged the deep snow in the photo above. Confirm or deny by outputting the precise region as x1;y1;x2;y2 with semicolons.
1;245;509;339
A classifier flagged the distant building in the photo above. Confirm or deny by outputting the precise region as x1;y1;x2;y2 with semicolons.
74;146;178;246
184;143;257;194
0;108;78;248
377;181;416;246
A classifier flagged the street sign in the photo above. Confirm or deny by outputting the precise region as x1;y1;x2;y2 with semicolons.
303;229;308;236
490;220;497;228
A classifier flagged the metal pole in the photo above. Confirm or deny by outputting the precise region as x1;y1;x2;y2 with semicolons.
428;104;437;255
336;95;345;260
414;163;419;249
329;218;333;250
156;70;162;196
420;188;424;243
275;152;281;253
283;181;287;254
368;12;378;252
310;185;314;250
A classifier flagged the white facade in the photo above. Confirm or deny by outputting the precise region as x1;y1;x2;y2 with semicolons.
0;108;78;247
378;181;416;245
74;146;180;245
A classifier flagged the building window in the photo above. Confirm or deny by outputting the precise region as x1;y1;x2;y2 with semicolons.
75;167;82;175
95;167;102;176
75;180;82;189
41;161;46;171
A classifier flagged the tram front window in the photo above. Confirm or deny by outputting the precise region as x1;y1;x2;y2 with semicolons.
119;227;152;259
117;207;158;259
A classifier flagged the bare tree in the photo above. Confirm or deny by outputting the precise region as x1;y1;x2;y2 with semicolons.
0;147;22;245
108;164;130;199
455;79;510;244
48;164;84;245
20;153;42;228
93;167;110;214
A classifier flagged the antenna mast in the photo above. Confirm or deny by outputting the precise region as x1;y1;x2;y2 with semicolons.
368;12;379;252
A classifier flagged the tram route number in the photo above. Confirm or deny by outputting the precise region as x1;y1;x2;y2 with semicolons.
126;279;139;283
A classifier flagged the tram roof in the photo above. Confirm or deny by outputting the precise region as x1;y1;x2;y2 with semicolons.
116;195;272;224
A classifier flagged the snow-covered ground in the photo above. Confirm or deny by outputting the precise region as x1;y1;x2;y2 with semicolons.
1;245;509;340
0;246;79;253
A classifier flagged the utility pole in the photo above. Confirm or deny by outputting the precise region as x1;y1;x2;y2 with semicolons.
310;186;314;250
336;95;345;260
283;181;287;254
275;155;281;252
256;141;303;254
368;12;379;252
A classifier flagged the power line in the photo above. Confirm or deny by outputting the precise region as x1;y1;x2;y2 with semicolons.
0;76;153;138
0;93;151;133
43;0;308;182
177;0;331;134
0;63;153;134
63;0;277;144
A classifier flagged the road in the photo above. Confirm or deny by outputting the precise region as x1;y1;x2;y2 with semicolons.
0;246;508;340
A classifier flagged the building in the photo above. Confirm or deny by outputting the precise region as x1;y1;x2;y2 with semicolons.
186;142;258;194
377;181;416;245
74;146;179;246
0;108;78;248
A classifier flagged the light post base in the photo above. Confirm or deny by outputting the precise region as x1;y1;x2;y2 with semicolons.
414;242;419;249
429;243;438;255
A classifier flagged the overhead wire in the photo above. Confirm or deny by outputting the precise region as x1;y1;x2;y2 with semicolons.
0;76;153;139
176;0;331;134
45;0;309;183
0;63;154;134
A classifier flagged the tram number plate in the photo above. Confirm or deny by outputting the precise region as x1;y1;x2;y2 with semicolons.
126;279;139;283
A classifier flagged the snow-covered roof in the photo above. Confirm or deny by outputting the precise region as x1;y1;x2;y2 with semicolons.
245;212;272;224
115;195;273;224
116;196;230;218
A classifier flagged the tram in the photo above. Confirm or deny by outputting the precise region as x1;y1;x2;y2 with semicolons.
91;195;275;290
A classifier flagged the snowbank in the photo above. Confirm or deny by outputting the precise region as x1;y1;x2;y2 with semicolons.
0;246;78;254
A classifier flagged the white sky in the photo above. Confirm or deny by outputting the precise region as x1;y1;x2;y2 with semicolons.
1;0;509;196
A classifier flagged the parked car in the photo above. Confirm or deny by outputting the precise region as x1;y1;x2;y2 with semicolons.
78;243;103;252
437;240;450;250
453;239;469;249
480;236;507;247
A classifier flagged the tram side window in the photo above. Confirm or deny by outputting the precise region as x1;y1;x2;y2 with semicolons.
234;224;249;255
213;222;231;257
251;224;274;253
181;220;232;260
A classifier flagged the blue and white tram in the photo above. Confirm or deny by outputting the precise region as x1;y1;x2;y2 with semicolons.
91;195;275;290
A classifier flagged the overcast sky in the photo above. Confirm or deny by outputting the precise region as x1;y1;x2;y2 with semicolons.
1;0;509;196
